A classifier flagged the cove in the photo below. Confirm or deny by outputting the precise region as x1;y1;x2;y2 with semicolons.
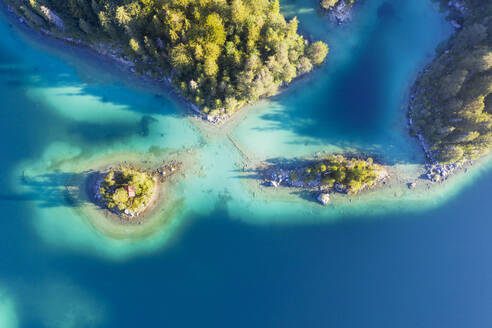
1;0;492;327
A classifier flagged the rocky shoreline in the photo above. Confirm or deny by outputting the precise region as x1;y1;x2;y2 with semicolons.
409;78;474;183
407;0;474;182
259;156;389;205
423;161;472;183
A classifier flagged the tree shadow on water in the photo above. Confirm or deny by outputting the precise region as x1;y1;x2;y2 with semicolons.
0;170;98;209
66;114;159;144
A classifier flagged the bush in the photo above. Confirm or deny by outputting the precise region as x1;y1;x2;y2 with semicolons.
305;155;384;194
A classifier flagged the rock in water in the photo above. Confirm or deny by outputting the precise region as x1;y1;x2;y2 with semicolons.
40;6;64;30
317;193;330;205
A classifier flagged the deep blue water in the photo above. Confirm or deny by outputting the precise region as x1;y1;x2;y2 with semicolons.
1;0;492;327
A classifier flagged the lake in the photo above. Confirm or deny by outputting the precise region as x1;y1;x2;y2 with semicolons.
1;0;491;327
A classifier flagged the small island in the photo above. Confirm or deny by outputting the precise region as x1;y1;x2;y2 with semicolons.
261;155;389;205
90;161;180;221
53;150;194;238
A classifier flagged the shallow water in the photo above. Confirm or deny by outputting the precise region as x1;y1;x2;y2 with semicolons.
1;0;492;327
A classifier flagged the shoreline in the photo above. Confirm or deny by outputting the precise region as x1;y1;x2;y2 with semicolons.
406;1;480;180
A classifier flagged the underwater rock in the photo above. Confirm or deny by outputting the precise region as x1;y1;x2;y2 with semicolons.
317;193;330;205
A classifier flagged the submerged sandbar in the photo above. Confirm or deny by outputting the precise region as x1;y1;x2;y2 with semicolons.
59;150;197;239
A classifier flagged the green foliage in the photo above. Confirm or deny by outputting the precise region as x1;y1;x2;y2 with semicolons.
129;38;141;54
99;167;156;214
307;42;329;66
10;0;329;115
303;155;384;194
410;1;492;163
320;176;335;188
321;0;339;9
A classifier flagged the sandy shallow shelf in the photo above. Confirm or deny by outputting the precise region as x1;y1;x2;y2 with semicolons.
20;148;200;240
234;152;492;222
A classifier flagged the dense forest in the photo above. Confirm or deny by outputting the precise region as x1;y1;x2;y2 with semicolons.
410;0;492;163
7;0;328;117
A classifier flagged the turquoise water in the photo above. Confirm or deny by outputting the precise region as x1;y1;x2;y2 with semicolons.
1;0;492;327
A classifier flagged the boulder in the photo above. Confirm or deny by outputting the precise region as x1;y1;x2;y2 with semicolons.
317;193;330;205
451;20;461;29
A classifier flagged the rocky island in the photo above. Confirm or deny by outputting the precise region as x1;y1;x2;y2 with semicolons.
261;155;389;205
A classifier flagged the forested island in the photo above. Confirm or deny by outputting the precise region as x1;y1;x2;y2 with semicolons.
93;162;179;219
409;0;492;165
6;0;328;120
96;166;156;217
261;155;388;205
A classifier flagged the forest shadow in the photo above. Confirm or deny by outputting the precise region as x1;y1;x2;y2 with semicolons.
66;114;159;144
0;57;172;146
0;170;98;209
0;14;185;118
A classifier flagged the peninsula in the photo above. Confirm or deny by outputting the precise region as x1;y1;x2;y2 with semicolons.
409;0;491;165
407;0;491;182
6;0;329;121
